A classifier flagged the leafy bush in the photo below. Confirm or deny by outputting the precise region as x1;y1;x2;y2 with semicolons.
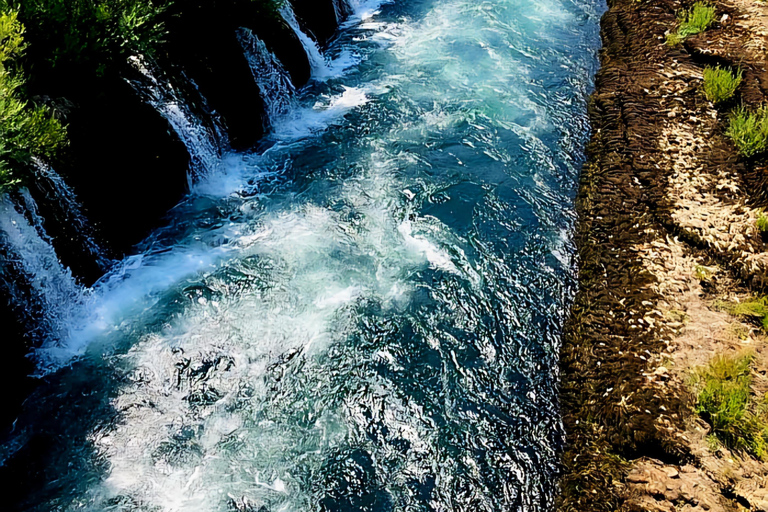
667;2;716;45
703;66;742;103
727;106;768;157
692;353;768;459
0;9;66;190
0;0;170;75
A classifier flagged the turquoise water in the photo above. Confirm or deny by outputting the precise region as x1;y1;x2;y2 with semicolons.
0;0;602;510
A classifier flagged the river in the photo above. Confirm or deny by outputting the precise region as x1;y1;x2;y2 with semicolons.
0;0;602;510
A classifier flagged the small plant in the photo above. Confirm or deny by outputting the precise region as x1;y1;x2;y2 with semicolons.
757;210;768;233
666;309;689;323
691;352;768;460
694;264;717;282
703;66;742;103
716;296;768;331
727;105;768;157
706;433;721;452
666;2;717;45
729;322;752;341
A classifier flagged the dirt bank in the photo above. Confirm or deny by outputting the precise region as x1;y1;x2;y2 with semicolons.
559;0;768;510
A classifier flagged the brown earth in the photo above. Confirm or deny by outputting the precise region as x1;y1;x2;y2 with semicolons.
558;0;768;510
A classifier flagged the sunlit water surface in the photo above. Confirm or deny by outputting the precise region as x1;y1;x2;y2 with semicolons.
1;0;602;510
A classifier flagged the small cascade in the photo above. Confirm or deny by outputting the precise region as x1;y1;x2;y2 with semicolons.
127;56;223;182
332;0;353;23
33;160;111;269
280;3;330;78
0;192;84;345
236;28;296;125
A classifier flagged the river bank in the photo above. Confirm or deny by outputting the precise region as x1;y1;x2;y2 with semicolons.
559;0;768;510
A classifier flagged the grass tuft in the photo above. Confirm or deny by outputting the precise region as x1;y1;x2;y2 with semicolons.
666;2;716;45
716;296;768;331
691;353;768;460
757;211;768;233
727;105;768;157
703;66;742;103
694;264;717;282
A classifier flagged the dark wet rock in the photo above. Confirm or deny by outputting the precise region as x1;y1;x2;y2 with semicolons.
160;0;312;150
0;290;36;435
24;172;108;286
52;71;190;258
291;0;343;45
558;0;768;509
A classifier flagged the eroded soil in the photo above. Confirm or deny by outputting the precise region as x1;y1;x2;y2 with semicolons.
559;0;768;510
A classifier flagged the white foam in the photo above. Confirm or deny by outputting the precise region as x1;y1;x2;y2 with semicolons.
343;0;392;24
272;86;369;141
0;192;85;347
398;220;459;275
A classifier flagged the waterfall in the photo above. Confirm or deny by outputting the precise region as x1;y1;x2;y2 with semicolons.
236;28;296;125
0;191;84;345
127;56;223;182
33;160;111;269
280;3;330;78
332;0;353;23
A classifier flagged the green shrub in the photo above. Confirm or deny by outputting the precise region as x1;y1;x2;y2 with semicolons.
727;105;768;157
692;353;768;460
703;66;742;103
0;0;169;74
667;2;717;45
0;10;66;190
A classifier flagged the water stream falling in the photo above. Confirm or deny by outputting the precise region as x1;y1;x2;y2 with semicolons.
280;3;331;78
0;0;603;510
32;161;110;269
127;56;224;182
237;28;296;124
0;192;85;346
332;0;352;24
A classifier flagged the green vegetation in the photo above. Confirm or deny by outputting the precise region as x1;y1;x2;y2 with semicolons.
691;352;768;459
727;105;768;157
666;2;717;45
757;211;768;233
0;10;66;190
0;0;170;75
694;264;717;282
703;66;742;103
716;296;768;331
